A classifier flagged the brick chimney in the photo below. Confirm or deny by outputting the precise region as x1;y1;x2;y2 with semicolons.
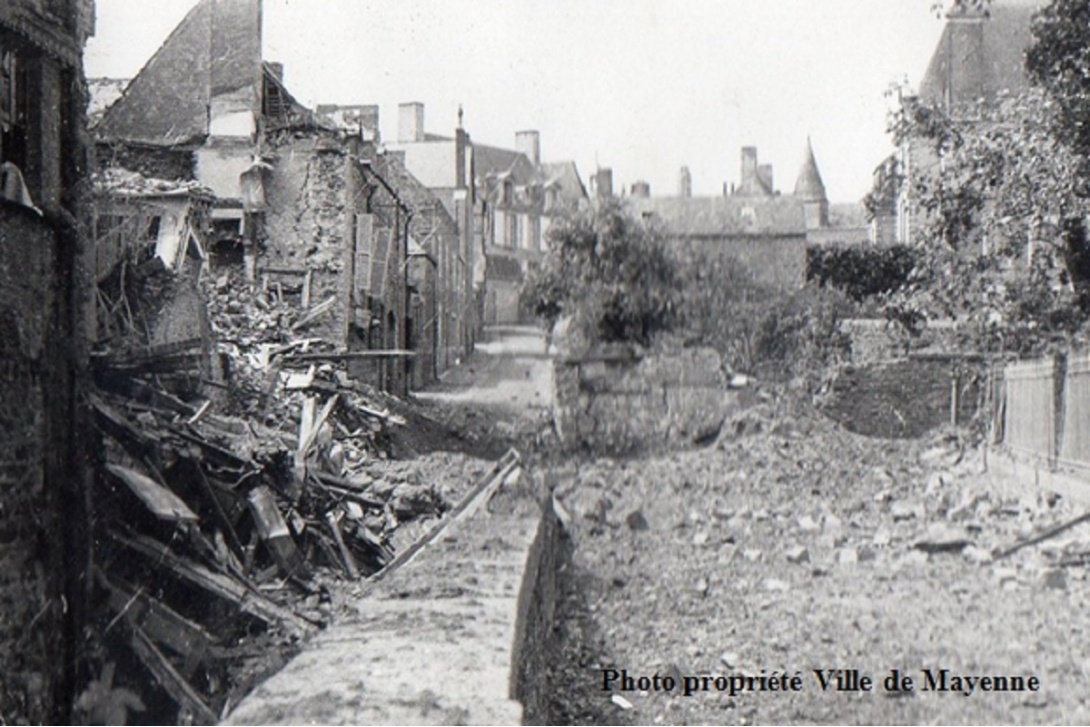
740;146;758;190
678;166;692;198
398;102;425;143
630;181;651;198
593;168;613;199
515;130;540;165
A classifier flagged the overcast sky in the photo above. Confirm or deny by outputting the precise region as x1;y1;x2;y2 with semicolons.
84;0;949;203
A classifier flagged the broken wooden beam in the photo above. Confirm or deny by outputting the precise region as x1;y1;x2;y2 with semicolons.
325;512;361;580
96;567;216;666
105;463;199;523
109;530;316;636
247;486;309;580
126;621;218;725
281;349;416;363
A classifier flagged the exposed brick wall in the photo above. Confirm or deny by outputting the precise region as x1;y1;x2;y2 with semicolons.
95;142;196;181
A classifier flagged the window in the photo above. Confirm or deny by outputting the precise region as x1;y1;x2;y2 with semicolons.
0;44;27;171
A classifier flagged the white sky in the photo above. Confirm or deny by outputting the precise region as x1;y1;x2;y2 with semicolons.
84;0;948;203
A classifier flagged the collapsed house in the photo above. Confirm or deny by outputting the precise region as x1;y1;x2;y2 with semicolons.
75;0;496;721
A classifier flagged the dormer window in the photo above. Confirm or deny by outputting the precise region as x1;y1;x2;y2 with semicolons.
502;179;513;206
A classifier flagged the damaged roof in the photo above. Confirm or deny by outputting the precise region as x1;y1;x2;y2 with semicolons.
96;0;263;146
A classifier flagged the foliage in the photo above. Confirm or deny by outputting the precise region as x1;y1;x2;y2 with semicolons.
806;244;918;302
1026;0;1090;167
524;200;679;346
673;248;773;372
881;87;1090;354
752;285;856;380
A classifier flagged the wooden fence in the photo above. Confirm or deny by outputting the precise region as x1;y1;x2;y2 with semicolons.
996;352;1090;471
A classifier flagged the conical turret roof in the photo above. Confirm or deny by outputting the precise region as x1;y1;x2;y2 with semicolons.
794;138;827;202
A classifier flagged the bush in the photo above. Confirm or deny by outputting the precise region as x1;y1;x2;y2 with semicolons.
524;200;679;346
806;244;917;301
752;285;856;380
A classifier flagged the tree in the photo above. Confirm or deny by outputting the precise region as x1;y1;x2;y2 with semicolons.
882;88;1090;354
523;199;679;346
1026;0;1090;165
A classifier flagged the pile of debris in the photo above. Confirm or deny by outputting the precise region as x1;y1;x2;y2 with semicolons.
82;267;468;722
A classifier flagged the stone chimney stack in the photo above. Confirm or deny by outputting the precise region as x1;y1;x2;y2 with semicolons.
398;102;425;143
740;146;758;190
266;61;284;83
630;181;651;198
678;166;692;198
758;163;773;194
515;130;540;165
593;168;613;199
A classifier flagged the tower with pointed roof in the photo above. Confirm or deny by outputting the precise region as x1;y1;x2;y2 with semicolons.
795;138;829;230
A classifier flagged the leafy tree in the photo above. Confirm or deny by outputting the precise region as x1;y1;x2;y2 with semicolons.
524;199;679;346
882;88;1090;354
1026;0;1090;165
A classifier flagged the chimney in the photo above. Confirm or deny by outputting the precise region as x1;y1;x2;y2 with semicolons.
593;168;613;199
740;146;758;190
398;102;425;143
266;61;284;83
757;163;773;193
678;166;692;198
630;181;651;198
515;130;540;165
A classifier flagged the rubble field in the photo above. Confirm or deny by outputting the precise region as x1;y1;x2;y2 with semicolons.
547;395;1090;725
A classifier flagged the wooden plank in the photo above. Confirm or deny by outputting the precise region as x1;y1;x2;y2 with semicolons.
105;464;199;523
247;486;308;579
326;512;361;580
127;622;218;725
97;568;216;661
282;349;416;363
109;530;316;635
362;448;521;589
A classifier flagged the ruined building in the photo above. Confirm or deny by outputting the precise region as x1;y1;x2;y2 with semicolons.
93;0;470;395
0;0;95;722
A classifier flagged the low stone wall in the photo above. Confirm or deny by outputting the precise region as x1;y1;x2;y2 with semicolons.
553;345;737;453
820;356;983;439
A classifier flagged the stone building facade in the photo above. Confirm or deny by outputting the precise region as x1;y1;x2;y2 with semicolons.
0;0;95;722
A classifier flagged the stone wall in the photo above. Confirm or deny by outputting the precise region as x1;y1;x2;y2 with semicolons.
820;356;983;439
553;345;738;453
841;318;963;364
0;204;71;723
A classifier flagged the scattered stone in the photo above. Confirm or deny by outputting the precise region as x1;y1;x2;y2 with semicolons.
891;500;923;522
902;550;930;566
837;547;859;566
823;513;843;532
1041;569;1067;591
763;578;789;592
963;545;993;564
797;515;819;533
611;694;634;710
743;549;763;562
913;523;971;554
752;509;770;522
696;577;710;596
625;509;649;531
872;529;892;547
857;545;877;563
720;651;740;668
693;531;709;546
785;546;810;564
713;505;734;520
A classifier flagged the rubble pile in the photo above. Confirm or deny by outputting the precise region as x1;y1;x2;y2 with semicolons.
82;267;484;722
549;397;1090;724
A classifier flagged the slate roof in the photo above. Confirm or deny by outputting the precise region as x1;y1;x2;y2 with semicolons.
96;0;264;146
918;0;1039;108
627;195;807;238
794;140;827;201
540;161;589;205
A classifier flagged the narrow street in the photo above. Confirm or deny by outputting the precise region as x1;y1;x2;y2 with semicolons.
223;325;556;724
